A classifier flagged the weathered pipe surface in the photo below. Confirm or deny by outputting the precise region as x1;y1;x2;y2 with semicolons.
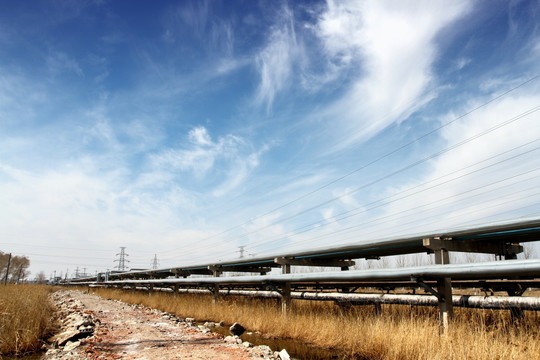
112;285;540;310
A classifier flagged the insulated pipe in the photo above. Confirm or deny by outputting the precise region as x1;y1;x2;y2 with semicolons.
100;260;540;285
95;285;540;310
72;217;540;283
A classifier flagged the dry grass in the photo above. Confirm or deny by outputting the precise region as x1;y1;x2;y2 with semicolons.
0;284;56;356
89;288;540;360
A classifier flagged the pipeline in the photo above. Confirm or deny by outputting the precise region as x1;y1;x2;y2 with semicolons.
94;285;540;310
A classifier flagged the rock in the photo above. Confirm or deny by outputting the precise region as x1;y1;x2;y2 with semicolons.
55;330;81;346
74;319;94;329
185;317;195;324
254;345;275;358
218;320;225;327
243;341;253;348
224;336;237;344
229;322;246;336
199;327;210;334
63;340;81;352
44;349;62;359
204;321;216;328
278;349;291;360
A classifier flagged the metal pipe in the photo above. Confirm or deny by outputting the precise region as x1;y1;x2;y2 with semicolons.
93;285;540;310
74;217;540;283
99;260;540;285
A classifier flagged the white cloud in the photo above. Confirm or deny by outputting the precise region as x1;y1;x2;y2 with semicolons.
189;126;213;146
316;0;471;147
456;57;472;70
332;186;362;209
376;93;540;235
47;51;84;77
0;71;48;128
0;159;225;273
254;6;299;111
212;145;267;197
151;127;265;195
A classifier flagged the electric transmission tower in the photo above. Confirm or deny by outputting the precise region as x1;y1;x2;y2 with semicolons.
114;247;130;271
151;254;159;269
238;245;246;259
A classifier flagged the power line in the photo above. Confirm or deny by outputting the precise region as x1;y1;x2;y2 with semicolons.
16;78;539;275
8;252;113;260
156;74;540;257
183;105;540;253
242;155;540;253
330;191;540;249
280;181;540;252
232;172;540;260
0;242;115;252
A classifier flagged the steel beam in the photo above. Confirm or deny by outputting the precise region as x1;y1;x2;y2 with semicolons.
208;264;271;274
423;237;523;256
274;257;356;268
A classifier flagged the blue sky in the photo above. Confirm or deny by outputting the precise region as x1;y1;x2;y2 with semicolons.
1;0;539;278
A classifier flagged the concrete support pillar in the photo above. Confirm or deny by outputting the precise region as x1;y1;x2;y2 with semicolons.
436;278;453;332
434;248;453;334
212;269;221;306
173;273;179;297
281;282;291;314
212;284;220;305
374;302;382;316
434;248;450;265
282;264;291;274
505;253;524;320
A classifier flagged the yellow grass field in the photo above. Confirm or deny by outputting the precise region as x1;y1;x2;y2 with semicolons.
0;284;55;356
89;287;540;360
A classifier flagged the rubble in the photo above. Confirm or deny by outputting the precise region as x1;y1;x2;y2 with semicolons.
42;290;281;359
42;290;97;359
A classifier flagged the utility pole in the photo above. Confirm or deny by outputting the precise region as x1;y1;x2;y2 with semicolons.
114;247;130;271
151;254;159;270
3;253;11;284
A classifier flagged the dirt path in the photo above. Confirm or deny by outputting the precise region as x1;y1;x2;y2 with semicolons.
44;290;277;360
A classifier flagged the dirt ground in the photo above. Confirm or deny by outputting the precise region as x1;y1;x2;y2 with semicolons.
44;290;276;360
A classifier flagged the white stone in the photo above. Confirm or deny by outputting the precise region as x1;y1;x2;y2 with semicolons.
63;341;80;352
278;349;291;360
